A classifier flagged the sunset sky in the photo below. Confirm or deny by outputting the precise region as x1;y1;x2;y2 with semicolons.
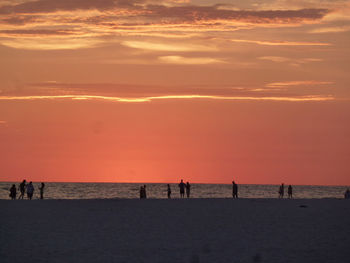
0;0;349;185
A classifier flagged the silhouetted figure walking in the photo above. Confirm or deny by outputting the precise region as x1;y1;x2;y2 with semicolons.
278;183;284;198
26;182;34;200
232;181;238;198
186;182;191;198
39;183;45;199
288;185;293;199
167;184;171;199
345;189;350;199
18;180;26;199
179;179;186;198
9;184;16;200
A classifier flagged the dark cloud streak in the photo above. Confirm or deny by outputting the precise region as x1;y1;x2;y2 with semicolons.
0;0;329;26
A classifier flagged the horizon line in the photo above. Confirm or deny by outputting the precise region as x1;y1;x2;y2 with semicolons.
1;181;348;187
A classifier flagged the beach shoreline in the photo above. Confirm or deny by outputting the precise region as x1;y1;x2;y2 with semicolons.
1;198;349;262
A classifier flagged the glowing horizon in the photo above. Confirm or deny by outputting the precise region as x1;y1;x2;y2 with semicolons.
0;0;349;185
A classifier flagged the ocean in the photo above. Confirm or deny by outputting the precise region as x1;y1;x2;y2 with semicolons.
0;182;348;200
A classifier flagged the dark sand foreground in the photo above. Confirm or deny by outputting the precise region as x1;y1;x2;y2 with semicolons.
1;198;349;263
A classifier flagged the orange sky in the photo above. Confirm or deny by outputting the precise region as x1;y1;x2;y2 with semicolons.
0;0;349;185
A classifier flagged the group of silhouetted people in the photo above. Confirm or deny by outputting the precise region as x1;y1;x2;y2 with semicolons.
178;179;191;198
278;183;293;198
9;180;45;200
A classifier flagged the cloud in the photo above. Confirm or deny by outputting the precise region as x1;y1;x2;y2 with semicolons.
266;80;333;88
0;1;329;26
258;56;324;65
0;94;334;103
0;81;335;103
0;0;135;14
0;36;103;49
0;29;77;36
309;25;350;33
121;41;216;52
158;55;225;64
0;1;332;50
230;39;330;46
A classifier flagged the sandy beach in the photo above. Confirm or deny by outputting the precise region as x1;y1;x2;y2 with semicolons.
1;198;349;263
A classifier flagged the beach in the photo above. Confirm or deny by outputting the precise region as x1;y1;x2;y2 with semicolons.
1;198;349;263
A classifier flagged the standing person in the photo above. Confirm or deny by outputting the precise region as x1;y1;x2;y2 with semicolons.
179;179;186;198
9;184;17;200
232;181;238;198
18;179;26;199
186;182;191;198
26;182;34;200
288;185;293;199
39;183;45;200
278;183;284;198
143;185;147;199
140;185;144;199
344;189;350;199
167;184;171;199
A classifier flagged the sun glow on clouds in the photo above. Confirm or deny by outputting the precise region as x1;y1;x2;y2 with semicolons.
0;37;103;50
121;41;216;52
266;80;333;88
230;39;331;46
0;94;334;102
158;56;224;64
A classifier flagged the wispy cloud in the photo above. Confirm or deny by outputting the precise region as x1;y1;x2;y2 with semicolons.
309;25;350;33
158;56;224;64
0;94;334;103
266;80;333;88
0;36;104;50
258;56;323;66
121;41;216;52
230;39;331;46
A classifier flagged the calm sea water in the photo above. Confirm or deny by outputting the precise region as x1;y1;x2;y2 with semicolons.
0;182;348;200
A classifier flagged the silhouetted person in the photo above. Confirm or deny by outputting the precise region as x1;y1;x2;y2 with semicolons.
186;182;191;198
232;181;238;198
345;189;350;199
167;184;171;199
18;180;26;199
9;184;16;200
179;179;186;198
278;183;284;198
26;182;34;200
143;185;147;199
39;183;45;199
288;185;293;199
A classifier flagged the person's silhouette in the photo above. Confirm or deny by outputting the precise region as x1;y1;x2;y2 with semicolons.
278;183;284;198
140;186;144;199
232;181;238;198
39;183;45;199
26;182;34;200
344;189;350;199
18;180;26;199
167;184;171;199
186;182;191;198
288;185;293;199
143;185;147;199
9;184;16;200
179;180;186;198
